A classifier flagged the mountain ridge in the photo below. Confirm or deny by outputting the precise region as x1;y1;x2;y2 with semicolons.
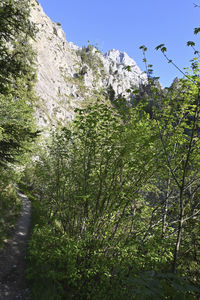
30;0;147;128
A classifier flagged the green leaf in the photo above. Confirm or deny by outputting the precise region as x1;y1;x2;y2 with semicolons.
124;65;132;72
187;41;195;47
194;27;200;34
139;45;147;51
155;44;165;51
161;46;167;53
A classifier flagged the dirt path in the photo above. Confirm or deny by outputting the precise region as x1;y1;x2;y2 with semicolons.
0;191;32;299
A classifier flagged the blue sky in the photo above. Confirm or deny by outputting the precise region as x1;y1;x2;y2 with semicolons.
38;0;200;87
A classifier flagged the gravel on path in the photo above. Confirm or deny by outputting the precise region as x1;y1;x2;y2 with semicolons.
0;192;32;300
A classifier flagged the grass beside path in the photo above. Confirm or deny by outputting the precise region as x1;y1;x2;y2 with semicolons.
0;184;21;249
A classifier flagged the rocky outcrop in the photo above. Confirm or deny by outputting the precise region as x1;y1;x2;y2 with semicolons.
103;49;147;94
30;0;147;128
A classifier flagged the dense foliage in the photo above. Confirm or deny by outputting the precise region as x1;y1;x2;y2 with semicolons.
0;0;37;246
0;1;199;299
26;67;200;299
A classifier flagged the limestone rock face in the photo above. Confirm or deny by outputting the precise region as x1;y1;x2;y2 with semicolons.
30;0;147;128
102;50;146;95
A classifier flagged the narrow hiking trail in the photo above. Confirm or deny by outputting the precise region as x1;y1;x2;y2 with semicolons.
0;192;31;299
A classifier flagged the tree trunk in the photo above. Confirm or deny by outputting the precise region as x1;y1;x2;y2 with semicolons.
172;189;184;273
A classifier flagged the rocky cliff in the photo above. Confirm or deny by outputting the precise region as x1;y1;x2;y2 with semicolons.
30;0;147;128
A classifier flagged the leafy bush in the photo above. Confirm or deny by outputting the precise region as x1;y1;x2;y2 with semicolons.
27;218;198;299
26;98;200;298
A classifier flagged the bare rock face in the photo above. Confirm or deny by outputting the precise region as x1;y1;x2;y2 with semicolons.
103;50;147;95
30;0;147;128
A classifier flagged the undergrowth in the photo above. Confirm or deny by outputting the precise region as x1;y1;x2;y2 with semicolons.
0;183;21;248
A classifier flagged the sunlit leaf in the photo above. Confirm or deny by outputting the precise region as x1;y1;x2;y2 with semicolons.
155;44;165;51
194;27;200;34
187;41;195;47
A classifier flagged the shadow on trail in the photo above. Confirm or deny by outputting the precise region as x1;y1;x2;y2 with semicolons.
0;191;31;299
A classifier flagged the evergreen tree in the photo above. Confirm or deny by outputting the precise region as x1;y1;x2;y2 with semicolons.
0;0;38;165
0;0;38;245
